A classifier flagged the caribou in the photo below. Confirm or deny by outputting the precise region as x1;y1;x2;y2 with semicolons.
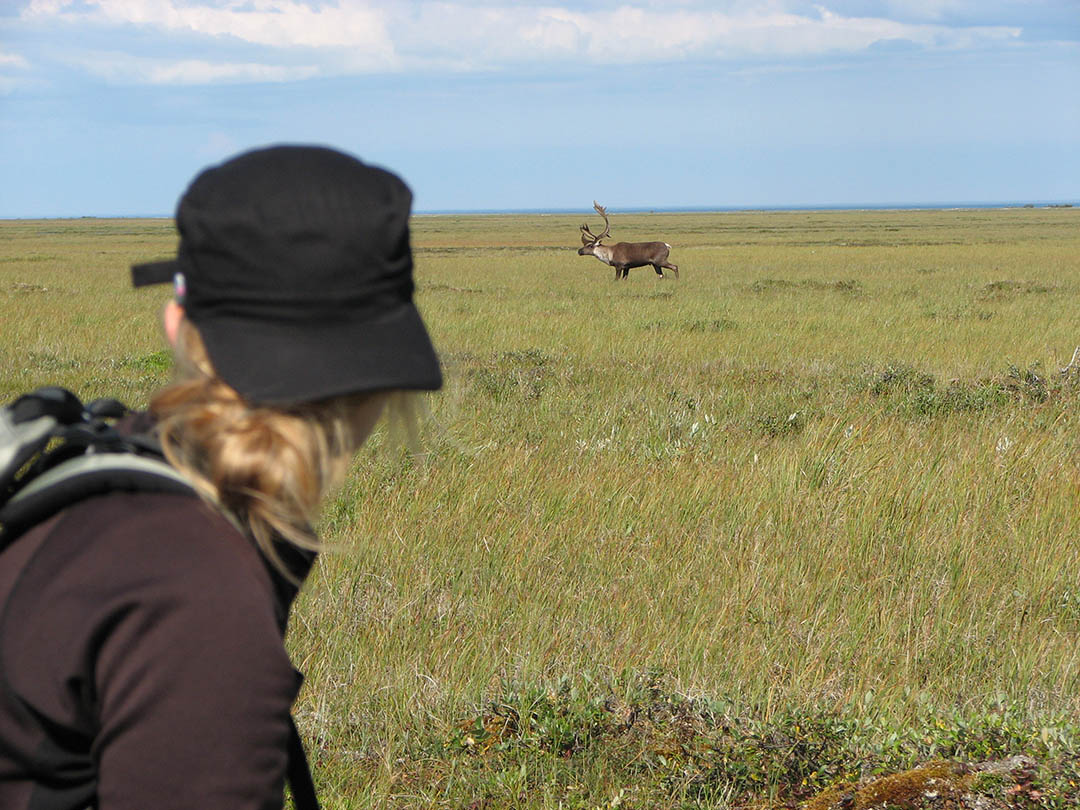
577;201;678;280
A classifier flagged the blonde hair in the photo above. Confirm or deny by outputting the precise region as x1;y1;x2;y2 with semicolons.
150;318;388;578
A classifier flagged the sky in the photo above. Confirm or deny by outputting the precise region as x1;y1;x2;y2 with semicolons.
0;0;1077;217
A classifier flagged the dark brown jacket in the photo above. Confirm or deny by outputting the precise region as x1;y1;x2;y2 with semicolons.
0;489;306;810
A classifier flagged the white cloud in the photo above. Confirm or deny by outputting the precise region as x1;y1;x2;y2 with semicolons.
0;50;31;94
0;51;31;70
146;59;321;84
879;0;982;21
24;0;74;13
20;1;1025;81
26;0;397;58
383;3;1021;68
75;51;321;84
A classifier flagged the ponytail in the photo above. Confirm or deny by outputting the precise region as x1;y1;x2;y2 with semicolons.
150;319;386;578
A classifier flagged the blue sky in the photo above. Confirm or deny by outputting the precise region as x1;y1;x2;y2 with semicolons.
1;1;1077;216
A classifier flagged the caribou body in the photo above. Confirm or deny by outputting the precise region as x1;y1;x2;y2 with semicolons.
578;201;678;280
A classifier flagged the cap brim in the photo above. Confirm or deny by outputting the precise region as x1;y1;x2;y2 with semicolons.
190;301;443;405
132;260;180;288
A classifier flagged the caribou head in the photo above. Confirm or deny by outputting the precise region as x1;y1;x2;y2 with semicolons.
577;201;678;280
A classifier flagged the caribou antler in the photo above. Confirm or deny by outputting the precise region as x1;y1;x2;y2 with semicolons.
591;200;611;242
580;201;611;247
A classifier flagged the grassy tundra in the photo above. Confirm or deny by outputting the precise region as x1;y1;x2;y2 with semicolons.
1;209;1079;808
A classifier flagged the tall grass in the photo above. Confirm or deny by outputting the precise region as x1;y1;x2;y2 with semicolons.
2;208;1078;807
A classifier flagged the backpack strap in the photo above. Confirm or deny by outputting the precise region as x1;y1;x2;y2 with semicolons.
0;452;197;548
287;716;321;810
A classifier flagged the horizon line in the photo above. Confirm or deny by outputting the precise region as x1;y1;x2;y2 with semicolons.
1;200;1076;221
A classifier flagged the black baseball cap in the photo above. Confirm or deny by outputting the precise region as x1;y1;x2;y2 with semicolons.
132;145;442;405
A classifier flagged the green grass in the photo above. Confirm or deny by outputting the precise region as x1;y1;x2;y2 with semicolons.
2;208;1079;808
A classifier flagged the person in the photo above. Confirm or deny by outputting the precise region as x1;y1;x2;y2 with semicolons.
0;145;442;809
